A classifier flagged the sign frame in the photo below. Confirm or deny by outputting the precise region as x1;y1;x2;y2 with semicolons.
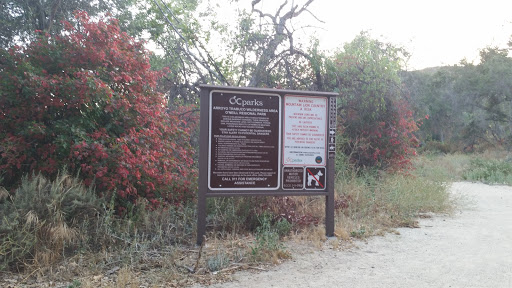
197;85;338;245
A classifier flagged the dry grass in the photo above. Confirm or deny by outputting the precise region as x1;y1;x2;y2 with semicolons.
0;154;461;287
332;161;453;239
115;267;140;288
268;156;455;247
291;225;327;249
414;153;471;181
334;226;351;241
281;155;455;242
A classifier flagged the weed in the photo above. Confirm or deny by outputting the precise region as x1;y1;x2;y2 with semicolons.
350;226;367;238
67;279;81;288
206;251;230;272
274;218;292;238
250;212;289;262
463;158;512;185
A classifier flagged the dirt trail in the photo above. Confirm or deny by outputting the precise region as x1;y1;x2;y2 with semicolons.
193;182;512;288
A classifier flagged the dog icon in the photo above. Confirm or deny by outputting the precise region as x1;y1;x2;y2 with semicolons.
307;170;323;187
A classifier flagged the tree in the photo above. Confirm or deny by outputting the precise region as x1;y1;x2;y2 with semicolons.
402;45;512;151
450;47;512;149
122;0;230;105
131;0;324;105
402;66;464;144
0;0;135;48
327;32;419;169
246;0;322;89
472;48;512;144
0;12;196;208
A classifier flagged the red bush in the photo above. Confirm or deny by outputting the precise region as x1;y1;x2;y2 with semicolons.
0;12;197;206
341;97;419;171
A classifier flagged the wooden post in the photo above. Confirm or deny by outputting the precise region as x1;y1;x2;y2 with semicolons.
196;88;209;245
325;157;335;237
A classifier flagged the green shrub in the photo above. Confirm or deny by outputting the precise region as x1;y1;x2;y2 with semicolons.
67;280;82;288
250;212;289;261
274;218;292;238
206;251;230;272
463;158;512;185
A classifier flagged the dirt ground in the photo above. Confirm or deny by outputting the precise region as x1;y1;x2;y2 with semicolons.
192;182;512;288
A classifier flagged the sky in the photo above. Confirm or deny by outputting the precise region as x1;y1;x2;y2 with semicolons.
307;0;512;70
223;0;512;70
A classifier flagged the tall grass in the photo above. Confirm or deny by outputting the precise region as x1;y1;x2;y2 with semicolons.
333;150;512;239
1;151;481;286
0;171;199;279
414;153;472;182
0;171;99;272
333;155;454;238
0;171;292;285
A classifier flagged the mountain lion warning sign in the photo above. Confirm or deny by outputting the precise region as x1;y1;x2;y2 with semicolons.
283;95;327;167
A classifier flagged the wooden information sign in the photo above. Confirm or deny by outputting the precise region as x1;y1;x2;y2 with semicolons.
197;85;338;244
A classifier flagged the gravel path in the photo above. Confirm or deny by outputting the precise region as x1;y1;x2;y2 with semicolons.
193;182;512;288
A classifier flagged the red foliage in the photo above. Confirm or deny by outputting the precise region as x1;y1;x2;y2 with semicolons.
340;96;419;171
0;11;197;207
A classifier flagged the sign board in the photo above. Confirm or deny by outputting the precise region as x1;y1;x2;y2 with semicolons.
282;166;304;190
209;91;281;190
305;167;326;190
283;96;327;166
197;85;338;245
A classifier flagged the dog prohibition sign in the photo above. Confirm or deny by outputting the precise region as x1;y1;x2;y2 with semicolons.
306;167;326;189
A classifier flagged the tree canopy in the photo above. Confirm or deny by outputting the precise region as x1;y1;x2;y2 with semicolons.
0;0;135;48
327;32;418;169
403;45;512;150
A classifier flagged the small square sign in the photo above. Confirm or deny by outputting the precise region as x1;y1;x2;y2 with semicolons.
282;166;304;190
305;167;326;190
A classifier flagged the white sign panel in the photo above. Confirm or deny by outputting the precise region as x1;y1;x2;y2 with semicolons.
283;95;327;166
